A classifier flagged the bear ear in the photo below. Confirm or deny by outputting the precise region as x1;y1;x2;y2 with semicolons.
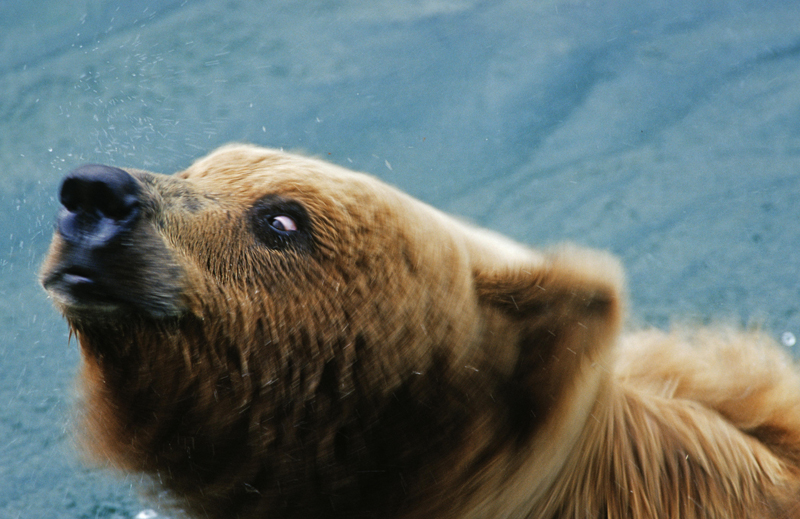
472;245;624;421
473;245;624;326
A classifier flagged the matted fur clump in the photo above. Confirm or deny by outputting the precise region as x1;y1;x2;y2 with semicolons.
41;144;800;518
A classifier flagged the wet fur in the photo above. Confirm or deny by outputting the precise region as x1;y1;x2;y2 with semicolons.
42;145;800;518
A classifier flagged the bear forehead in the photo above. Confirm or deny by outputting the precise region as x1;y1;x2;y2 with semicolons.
177;144;385;207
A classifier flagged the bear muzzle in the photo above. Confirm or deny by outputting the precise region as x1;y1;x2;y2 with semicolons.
41;165;185;319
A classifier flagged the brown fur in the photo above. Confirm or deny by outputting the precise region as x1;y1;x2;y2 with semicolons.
41;144;800;518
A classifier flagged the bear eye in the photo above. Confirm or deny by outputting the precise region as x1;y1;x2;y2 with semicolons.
249;195;313;252
270;215;297;233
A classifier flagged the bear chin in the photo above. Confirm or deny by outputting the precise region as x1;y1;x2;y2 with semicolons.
40;144;800;519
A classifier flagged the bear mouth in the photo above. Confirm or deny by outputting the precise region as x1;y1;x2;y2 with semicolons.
42;264;129;314
42;252;188;321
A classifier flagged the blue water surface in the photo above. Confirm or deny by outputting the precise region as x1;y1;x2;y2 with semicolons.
2;0;800;517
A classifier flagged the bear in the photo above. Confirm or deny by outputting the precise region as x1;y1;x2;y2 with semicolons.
40;143;800;519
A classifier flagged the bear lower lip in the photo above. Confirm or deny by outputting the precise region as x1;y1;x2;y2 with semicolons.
43;267;116;308
54;265;97;289
62;271;93;285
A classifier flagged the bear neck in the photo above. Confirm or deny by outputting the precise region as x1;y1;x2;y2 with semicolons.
72;316;528;519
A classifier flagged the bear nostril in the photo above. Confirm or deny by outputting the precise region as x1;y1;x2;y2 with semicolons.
60;164;141;221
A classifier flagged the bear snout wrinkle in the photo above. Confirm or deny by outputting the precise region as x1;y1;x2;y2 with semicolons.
58;164;142;247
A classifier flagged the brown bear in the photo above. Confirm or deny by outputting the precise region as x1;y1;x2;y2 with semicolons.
41;144;800;518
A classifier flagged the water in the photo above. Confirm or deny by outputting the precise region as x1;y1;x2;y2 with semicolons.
3;0;800;516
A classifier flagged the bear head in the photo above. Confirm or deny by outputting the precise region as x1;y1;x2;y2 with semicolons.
40;144;622;519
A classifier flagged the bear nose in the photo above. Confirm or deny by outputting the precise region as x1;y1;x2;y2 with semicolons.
57;164;142;247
